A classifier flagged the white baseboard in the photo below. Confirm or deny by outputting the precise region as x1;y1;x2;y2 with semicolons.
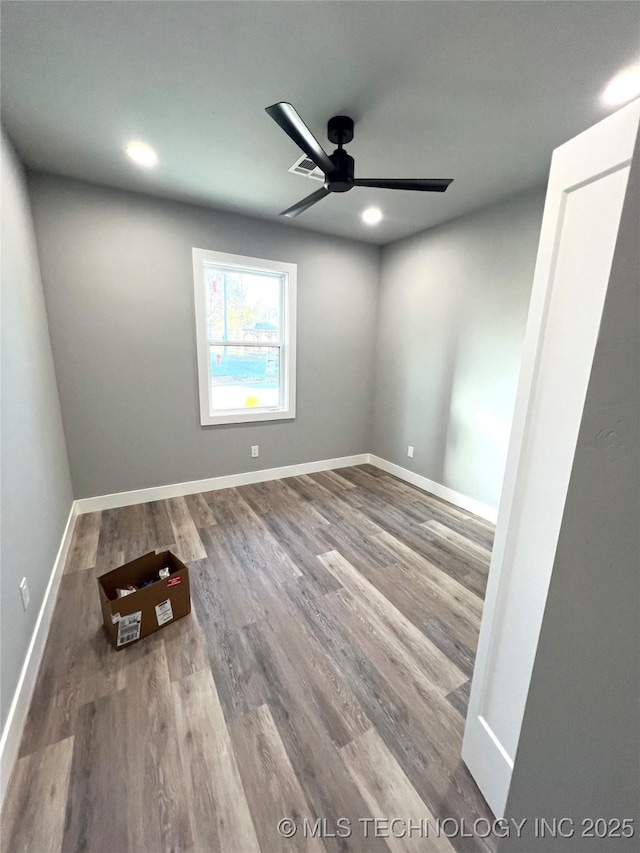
0;503;78;807
74;452;497;522
74;454;370;514
368;455;498;523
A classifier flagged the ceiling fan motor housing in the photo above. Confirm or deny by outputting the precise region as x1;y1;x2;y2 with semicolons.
326;148;355;192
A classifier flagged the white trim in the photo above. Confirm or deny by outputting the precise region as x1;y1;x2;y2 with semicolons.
462;713;514;818
74;453;497;520
74;455;371;513
0;503;77;807
192;248;297;426
462;98;640;820
368;455;498;523
195;407;295;426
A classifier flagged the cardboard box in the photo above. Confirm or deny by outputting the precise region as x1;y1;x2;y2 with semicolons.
97;550;191;649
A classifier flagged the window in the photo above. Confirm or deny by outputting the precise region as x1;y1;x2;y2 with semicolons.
192;248;297;425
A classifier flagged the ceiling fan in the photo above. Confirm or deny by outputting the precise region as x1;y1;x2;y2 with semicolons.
266;101;453;218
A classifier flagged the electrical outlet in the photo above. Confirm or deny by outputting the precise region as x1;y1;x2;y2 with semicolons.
251;445;259;458
407;445;414;459
19;578;30;611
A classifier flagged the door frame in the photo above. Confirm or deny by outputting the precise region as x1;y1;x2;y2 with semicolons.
462;99;640;817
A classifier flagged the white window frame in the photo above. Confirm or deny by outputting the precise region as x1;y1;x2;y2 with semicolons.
192;247;297;426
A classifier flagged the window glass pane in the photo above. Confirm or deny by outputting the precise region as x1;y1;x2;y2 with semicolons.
205;267;282;343
209;345;281;411
205;269;226;340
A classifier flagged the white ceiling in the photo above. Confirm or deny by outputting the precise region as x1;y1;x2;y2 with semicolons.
2;1;638;244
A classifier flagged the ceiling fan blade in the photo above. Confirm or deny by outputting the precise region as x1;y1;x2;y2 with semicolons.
266;102;334;175
280;186;330;218
354;178;453;192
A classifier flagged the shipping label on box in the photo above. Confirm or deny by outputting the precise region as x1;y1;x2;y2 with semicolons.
117;611;142;646
155;598;174;626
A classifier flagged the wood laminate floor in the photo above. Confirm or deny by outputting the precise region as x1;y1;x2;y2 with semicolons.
2;465;496;853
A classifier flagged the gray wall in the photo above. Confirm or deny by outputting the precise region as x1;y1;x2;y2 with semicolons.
499;138;639;851
28;173;380;499
372;189;545;508
0;132;73;729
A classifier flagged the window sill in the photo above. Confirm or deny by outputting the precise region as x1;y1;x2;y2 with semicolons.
200;407;295;427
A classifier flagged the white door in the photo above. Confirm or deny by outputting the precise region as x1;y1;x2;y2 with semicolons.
462;99;640;818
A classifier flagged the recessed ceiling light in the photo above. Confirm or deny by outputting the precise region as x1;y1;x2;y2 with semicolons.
601;65;640;107
125;141;158;168
362;207;382;225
